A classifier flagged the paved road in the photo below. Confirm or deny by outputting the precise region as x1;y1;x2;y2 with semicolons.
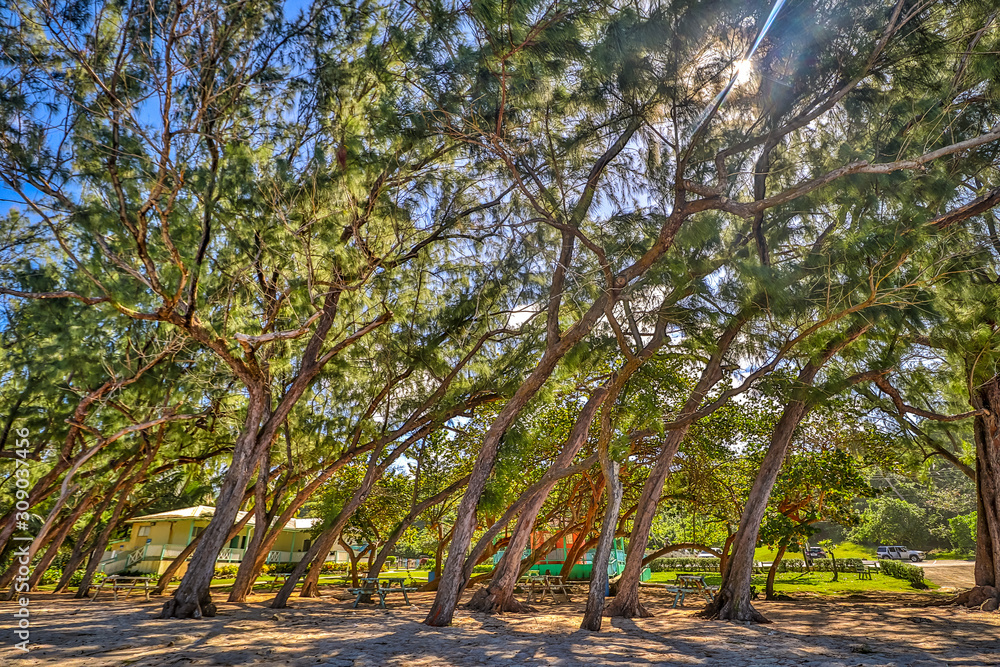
912;560;976;588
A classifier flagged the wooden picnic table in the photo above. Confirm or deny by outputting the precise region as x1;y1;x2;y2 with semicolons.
88;575;153;602
348;577;418;608
523;574;573;604
854;564;878;580
640;574;718;608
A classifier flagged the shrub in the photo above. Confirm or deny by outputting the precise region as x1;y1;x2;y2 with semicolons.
879;559;926;586
777;558;864;573
213;565;239;579
472;563;493;574
320;561;350;573
40;567;62;585
648;558;721;572
948;512;976;553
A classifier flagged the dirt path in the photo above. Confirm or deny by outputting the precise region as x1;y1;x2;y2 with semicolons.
914;561;976;590
3;586;998;666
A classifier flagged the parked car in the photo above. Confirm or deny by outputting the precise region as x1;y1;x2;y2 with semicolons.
877;545;925;562
696;551;717;558
805;546;827;560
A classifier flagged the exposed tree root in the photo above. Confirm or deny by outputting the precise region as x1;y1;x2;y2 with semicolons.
160;591;217;619
699;591;770;623
950;586;999;611
603;590;653;618
466;586;537;614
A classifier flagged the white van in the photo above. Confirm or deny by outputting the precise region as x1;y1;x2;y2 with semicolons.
876;545;925;562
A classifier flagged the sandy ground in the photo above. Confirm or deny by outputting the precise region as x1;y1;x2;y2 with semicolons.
3;584;999;667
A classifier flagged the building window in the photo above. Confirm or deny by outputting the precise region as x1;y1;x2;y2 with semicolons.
193;526;205;539
302;539;312;551
138;526;150;537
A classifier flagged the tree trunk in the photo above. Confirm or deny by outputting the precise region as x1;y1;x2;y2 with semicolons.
227;457;350;601
765;543;787;600
153;508;255;595
27;489;98;590
701;400;808;622
75;482;144;598
581;455;622;631
561;502;599;581
271;518;346;608
954;376;1000;610
466;493;543;614
367;476;469;580
467;389;608;614
161;394;270;618
228;449;272;603
604;430;685;618
283;437;414;602
54;516;103;593
424;313;615;627
605;317;746;619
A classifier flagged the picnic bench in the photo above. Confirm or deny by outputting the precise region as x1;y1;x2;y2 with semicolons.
523;574;573;604
642;574;718;608
347;577;418;608
854;564;878;580
88;575;153;602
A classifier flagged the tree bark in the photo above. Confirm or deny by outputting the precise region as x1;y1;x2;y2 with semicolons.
26;488;98;590
153;501;257;595
701;400;808;622
161;392;271;618
603;429;685;618
606;316;747;618
581;453;622;631
466;492;544;614
54;509;107;593
701;326;869;621
467;389;608;614
765;543;787;600
954;375;1000;610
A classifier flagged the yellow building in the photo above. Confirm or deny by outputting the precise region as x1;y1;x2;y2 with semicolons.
100;505;351;576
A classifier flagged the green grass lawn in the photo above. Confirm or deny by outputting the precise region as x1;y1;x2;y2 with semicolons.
752;541;875;561
926;550;975;560
647;568;939;596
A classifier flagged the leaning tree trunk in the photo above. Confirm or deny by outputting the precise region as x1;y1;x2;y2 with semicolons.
954;376;1000;610
153;509;255;595
765;543;788;600
468;389;608;614
75;480;145;598
227;449;273;603
701;322;870;622
27;490;97;590
605;317;745;619
424;318;614;627
604;429;686;618
701;399;809;622
54;480;128;593
161;394;270;618
368;476;470;581
581;454;622;631
272;517;347;608
466;492;544;614
54;519;102;593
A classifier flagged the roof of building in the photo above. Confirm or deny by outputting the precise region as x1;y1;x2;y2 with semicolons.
126;505;320;532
